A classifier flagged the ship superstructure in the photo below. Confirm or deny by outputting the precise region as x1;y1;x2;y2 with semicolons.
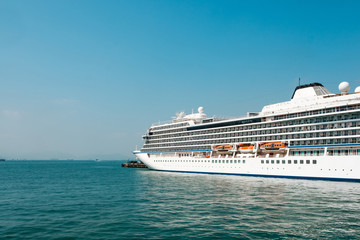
134;82;360;181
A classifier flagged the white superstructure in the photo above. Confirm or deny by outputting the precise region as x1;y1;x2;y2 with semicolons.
134;82;360;181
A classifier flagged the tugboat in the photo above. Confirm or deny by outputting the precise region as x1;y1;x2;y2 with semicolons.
122;160;147;168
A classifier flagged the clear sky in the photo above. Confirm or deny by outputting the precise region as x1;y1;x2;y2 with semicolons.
1;0;360;160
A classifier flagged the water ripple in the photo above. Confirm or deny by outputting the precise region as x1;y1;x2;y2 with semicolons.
0;161;359;239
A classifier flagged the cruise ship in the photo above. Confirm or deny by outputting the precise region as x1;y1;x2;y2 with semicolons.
134;82;360;181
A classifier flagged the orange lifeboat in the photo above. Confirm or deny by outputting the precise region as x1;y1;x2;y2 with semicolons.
213;144;233;152
237;143;255;153
260;142;288;151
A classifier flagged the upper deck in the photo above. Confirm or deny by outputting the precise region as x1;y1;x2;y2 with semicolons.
149;82;360;133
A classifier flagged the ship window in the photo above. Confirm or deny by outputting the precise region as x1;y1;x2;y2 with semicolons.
313;160;317;164
300;160;304;164
261;160;264;164
230;160;233;163
266;160;269;164
271;160;274;164
306;160;310;164
222;160;225;163
226;160;229;163
234;160;237;163
288;160;291;164
243;160;245;163
294;160;298;164
276;160;280;164
282;160;286;164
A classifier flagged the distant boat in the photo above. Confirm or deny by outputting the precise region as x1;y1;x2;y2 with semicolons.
95;159;100;162
0;159;5;161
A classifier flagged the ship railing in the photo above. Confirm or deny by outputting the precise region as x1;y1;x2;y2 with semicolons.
151;120;174;127
151;115;234;127
150;113;258;128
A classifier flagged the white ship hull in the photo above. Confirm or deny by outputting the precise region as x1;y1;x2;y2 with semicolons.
135;152;360;181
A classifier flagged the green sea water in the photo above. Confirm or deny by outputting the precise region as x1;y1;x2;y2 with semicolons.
0;160;359;239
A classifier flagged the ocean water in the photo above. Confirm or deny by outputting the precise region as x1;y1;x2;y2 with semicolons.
0;161;359;239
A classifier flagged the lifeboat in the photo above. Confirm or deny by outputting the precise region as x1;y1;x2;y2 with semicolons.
237;143;255;153
213;144;233;152
260;142;288;151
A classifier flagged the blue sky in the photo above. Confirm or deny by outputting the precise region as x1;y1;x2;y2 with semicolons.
1;0;360;159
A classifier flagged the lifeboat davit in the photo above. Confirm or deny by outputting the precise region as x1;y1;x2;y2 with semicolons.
237;143;255;153
260;142;288;151
213;144;233;152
